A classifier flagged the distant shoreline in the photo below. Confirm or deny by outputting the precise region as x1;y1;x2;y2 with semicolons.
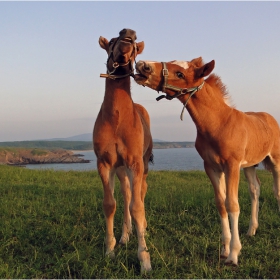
0;142;196;166
0;140;195;150
0;148;89;166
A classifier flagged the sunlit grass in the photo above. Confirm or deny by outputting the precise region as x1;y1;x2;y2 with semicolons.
0;165;279;278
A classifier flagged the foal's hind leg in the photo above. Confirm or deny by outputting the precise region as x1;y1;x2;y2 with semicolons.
116;166;132;245
140;149;152;229
243;166;260;236
141;173;148;230
98;162;117;258
269;156;280;211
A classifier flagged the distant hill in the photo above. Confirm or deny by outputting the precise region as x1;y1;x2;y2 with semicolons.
45;133;92;142
46;133;168;142
0;141;93;150
0;133;194;150
0;140;195;150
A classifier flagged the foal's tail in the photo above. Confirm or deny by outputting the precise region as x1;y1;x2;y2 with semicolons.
256;174;261;186
262;156;273;172
149;152;154;165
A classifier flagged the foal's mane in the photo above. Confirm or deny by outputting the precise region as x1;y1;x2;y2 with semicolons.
190;57;232;106
205;74;233;107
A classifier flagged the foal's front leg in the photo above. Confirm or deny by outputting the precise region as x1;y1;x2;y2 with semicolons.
128;158;151;273
204;163;231;259
98;162;117;258
224;164;242;265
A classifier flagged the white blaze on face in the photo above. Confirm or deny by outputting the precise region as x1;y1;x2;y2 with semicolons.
171;60;189;69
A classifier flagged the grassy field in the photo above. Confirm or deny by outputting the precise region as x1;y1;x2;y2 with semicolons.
0;165;279;278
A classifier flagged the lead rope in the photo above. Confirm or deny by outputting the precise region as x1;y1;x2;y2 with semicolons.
180;82;204;121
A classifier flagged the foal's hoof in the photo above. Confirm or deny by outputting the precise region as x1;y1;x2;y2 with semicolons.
139;250;152;274
105;250;115;259
247;227;257;236
140;262;152;275
119;235;130;245
224;259;238;267
220;248;229;259
225;261;238;267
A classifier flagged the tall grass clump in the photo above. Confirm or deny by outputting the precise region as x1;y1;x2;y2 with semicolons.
0;165;279;278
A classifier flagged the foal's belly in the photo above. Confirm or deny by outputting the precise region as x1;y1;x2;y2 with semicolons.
199;145;269;170
240;151;269;168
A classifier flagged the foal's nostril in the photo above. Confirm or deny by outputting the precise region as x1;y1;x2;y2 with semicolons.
143;63;151;73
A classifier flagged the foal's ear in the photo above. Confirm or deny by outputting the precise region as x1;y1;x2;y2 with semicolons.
136;41;145;55
190;57;203;67
99;36;109;53
194;60;215;79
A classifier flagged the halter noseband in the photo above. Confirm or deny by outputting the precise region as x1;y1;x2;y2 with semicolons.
156;62;204;120
100;37;137;80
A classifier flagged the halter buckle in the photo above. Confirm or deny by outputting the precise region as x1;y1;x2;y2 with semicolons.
162;68;168;76
113;62;119;68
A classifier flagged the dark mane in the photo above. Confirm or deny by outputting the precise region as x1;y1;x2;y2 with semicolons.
206;74;234;107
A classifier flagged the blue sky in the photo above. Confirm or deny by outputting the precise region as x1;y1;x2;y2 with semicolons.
1;1;280;142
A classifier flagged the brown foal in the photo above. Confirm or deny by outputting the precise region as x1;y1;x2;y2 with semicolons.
134;57;280;265
93;29;153;272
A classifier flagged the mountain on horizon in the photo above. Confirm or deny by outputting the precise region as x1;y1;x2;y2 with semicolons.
47;133;92;142
47;133;168;142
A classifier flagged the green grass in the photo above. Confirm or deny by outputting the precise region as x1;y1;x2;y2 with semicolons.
0;165;279;278
0;147;22;156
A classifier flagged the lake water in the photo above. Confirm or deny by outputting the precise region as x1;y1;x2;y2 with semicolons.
26;148;265;172
26;148;205;171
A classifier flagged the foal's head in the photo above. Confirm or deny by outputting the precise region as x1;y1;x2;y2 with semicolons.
135;57;215;98
99;28;145;78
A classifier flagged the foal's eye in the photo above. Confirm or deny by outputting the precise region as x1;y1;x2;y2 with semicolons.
176;72;185;79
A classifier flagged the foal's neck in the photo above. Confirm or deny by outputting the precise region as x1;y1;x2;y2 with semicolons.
105;75;131;91
180;83;232;136
102;77;134;117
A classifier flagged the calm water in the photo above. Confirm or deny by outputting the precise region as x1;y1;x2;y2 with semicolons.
26;148;204;171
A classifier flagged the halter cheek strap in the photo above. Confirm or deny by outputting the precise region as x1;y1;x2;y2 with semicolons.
100;38;137;80
156;62;204;121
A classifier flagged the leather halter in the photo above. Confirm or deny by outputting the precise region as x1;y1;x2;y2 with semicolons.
156;62;204;120
100;37;137;80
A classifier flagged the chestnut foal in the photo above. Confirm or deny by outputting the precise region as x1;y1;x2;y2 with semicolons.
93;29;153;272
134;57;280;265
